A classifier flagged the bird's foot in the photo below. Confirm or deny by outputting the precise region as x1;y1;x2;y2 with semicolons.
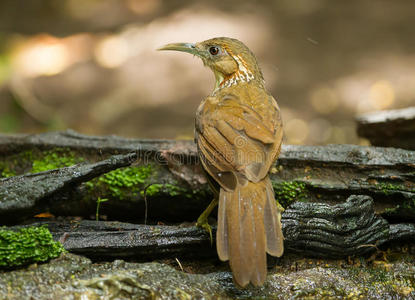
196;216;213;245
196;198;218;245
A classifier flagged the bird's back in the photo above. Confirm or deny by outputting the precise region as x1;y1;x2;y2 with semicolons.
195;82;283;189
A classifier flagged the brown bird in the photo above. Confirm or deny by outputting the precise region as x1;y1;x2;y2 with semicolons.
159;37;284;287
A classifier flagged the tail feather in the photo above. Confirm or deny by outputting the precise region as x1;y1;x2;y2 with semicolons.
251;185;267;286
217;191;229;261
228;188;253;286
264;177;284;257
216;176;283;287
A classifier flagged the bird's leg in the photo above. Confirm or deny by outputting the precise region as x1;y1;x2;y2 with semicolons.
196;198;218;245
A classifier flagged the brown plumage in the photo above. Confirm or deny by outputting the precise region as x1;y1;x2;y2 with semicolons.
159;37;284;287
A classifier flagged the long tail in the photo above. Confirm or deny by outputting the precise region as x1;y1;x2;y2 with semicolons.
216;176;284;287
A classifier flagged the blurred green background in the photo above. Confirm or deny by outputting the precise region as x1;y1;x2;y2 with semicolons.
0;0;414;144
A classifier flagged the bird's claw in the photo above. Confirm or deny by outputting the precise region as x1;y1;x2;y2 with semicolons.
196;198;218;245
196;217;213;245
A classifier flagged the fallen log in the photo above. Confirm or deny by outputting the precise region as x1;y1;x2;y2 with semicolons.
0;131;414;224
356;106;415;150
9;195;415;259
0;153;137;224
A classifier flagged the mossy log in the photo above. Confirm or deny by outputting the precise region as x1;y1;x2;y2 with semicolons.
356;106;415;150
0;130;414;225
10;196;415;260
0;152;137;224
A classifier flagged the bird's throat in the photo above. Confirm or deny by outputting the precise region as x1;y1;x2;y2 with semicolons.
213;70;225;90
213;55;257;92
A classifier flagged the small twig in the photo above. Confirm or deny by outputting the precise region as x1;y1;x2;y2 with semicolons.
175;257;184;272
95;197;108;221
142;182;168;225
357;243;379;250
142;184;155;225
142;185;150;225
58;232;69;244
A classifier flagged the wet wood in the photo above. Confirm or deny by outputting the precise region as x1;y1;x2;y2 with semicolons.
0;131;414;224
10;195;415;259
356;107;415;150
0;153;137;224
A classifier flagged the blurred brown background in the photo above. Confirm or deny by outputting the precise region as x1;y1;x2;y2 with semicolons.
0;0;414;144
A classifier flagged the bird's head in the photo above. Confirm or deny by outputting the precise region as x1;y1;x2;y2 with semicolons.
158;37;264;90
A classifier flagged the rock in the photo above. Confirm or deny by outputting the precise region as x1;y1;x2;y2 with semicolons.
0;252;414;299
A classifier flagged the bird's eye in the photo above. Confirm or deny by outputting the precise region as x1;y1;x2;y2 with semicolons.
209;46;219;55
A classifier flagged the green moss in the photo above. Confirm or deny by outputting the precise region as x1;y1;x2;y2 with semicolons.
375;181;415;194
0;162;15;178
272;181;308;208
141;183;188;198
376;182;402;195
376;181;415;218
0;148;84;178
86;163;210;201
93;165;154;200
0;150;32;178
141;183;163;197
0;225;65;268
382;200;415;220
31;149;83;173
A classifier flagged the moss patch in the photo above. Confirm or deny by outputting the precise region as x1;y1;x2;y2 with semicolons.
142;183;181;197
0;148;84;178
0;162;15;178
374;181;415;194
0;225;65;268
382;198;415;220
86;163;210;202
272;181;308;208
142;183;208;199
0;150;33;178
376;182;402;195
375;181;415;220
99;165;152;199
86;165;156;200
31;149;84;173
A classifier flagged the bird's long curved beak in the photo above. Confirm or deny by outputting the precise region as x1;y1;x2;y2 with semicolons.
157;43;198;55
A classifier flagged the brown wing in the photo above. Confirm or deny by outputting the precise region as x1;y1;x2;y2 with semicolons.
195;87;283;191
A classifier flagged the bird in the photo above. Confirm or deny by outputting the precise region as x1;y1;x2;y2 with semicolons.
159;37;284;287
